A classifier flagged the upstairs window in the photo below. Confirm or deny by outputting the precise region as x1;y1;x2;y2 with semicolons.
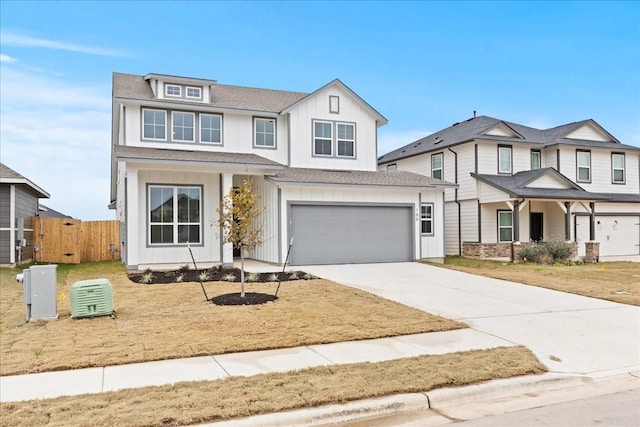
497;210;513;243
165;84;181;97
143;108;166;140
314;121;333;156
421;203;434;235
337;123;355;157
431;153;443;179
531;150;541;170
254;118;276;148
186;86;202;99
577;150;591;182
149;185;201;245
612;153;625;184
172;112;195;142
386;164;397;171
200;114;222;144
498;145;512;174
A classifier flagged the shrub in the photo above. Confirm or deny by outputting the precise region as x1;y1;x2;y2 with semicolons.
139;271;154;284
207;265;220;276
520;240;573;264
164;271;175;278
198;271;210;281
246;272;260;282
267;273;278;282
222;273;236;282
288;271;299;280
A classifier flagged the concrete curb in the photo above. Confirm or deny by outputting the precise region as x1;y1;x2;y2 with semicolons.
203;371;640;426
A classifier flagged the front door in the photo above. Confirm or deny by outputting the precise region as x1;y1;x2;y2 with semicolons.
530;212;543;242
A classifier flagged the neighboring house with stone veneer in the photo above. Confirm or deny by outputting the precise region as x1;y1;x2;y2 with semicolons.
0;163;50;266
378;115;640;261
110;73;455;270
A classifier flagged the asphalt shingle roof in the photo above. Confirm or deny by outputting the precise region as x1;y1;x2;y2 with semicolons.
472;168;611;201
266;167;456;189
379;116;639;164
0;163;50;198
113;73;308;113
114;145;283;167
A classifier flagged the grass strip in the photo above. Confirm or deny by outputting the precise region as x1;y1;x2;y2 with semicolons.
0;346;545;427
434;257;639;306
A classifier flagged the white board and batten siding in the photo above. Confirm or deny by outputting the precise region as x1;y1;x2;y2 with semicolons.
126;168;221;269
287;85;378;171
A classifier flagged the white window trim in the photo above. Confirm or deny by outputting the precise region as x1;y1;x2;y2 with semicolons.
386;163;397;171
313;120;333;157
431;153;443;179
531;150;541;170
497;210;513;243
171;111;195;142
142;108;167;141
253;117;277;148
576;150;591;183
421;203;434;236
336;122;355;158
498;145;512;174
165;84;182;98
148;185;202;246
329;95;340;114
612;153;625;184
186;86;202;99
199;113;223;145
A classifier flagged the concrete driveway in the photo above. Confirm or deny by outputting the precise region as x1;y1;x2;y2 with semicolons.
300;262;640;376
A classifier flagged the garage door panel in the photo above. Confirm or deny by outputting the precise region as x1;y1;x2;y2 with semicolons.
290;205;413;265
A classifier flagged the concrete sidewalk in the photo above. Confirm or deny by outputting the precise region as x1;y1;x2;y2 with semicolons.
0;328;513;403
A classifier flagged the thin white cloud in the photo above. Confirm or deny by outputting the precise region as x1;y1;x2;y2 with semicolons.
1;31;129;57
0;53;18;63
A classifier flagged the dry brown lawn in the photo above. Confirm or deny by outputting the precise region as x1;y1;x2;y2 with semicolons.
0;261;465;376
435;257;640;306
0;346;545;427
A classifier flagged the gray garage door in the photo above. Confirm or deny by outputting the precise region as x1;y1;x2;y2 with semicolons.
289;204;413;265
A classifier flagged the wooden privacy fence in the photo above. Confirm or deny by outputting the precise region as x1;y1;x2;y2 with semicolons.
33;217;121;264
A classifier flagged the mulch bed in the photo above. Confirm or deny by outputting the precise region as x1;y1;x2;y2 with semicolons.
210;292;278;306
127;266;311;305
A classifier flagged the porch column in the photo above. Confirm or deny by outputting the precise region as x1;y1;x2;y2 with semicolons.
589;202;596;241
126;170;139;269
221;173;234;268
513;200;520;242
564;201;571;241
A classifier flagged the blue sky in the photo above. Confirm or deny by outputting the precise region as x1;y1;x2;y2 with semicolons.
1;1;639;220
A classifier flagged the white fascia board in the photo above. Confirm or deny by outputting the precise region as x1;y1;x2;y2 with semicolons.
0;178;50;198
264;179;445;191
120;158;283;173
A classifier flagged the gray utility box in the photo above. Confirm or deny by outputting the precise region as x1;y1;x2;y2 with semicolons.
23;264;58;321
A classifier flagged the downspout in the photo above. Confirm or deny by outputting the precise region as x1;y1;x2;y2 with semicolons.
448;147;461;256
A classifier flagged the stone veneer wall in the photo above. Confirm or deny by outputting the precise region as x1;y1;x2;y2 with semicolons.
462;241;579;261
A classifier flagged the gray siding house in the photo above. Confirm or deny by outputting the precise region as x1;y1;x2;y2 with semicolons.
0;163;50;265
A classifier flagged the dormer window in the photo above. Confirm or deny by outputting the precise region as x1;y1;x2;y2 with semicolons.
186;86;202;99
166;84;182;97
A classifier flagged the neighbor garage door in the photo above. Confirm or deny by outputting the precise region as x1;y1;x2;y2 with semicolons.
289;204;413;265
576;215;640;257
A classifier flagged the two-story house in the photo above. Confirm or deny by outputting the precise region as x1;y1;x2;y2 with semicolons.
378;115;640;261
110;73;455;270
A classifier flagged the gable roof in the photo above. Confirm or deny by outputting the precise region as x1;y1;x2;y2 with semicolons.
266;167;456;189
379;115;639;164
38;204;73;218
281;79;388;126
471;168;610;201
0;163;50;198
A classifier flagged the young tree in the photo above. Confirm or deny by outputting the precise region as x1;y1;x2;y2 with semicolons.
216;179;264;297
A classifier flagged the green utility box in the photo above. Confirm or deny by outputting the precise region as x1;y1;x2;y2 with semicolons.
70;278;114;318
